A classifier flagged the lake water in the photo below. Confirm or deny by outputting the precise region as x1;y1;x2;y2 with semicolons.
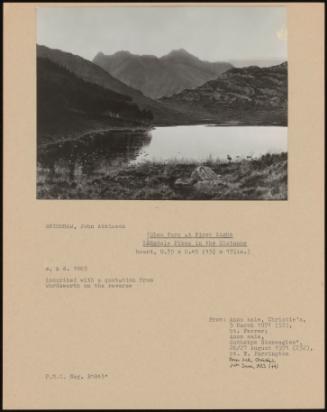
134;125;287;163
37;125;287;185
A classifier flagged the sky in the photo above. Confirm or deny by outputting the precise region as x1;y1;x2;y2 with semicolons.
37;6;287;65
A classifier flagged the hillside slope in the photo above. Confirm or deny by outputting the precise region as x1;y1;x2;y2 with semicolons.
37;45;189;125
159;62;288;125
37;57;153;142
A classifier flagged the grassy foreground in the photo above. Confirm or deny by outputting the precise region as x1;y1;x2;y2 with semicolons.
37;152;287;200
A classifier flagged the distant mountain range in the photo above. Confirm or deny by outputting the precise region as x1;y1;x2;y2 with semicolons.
93;49;233;99
37;45;190;127
159;62;288;125
37;45;288;141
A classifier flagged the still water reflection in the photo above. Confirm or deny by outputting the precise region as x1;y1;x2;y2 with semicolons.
38;129;152;183
37;125;287;186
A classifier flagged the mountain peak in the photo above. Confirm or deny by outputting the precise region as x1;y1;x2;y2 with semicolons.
164;48;195;58
94;51;105;59
113;50;132;57
171;48;190;54
92;47;233;99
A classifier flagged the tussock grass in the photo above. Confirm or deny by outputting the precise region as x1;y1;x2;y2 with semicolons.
37;152;288;200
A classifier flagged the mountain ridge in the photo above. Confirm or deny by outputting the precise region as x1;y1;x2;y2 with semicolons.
93;49;233;99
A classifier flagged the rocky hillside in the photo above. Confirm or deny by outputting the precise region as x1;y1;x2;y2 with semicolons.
160;62;288;126
93;48;232;99
37;45;190;125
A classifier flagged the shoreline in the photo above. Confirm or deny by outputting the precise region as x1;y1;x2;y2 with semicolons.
38;122;288;149
38;125;154;149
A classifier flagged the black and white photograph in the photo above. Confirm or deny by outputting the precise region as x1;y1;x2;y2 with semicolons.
37;6;288;200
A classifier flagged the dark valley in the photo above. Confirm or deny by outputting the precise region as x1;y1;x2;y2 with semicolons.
37;57;153;144
37;45;191;131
